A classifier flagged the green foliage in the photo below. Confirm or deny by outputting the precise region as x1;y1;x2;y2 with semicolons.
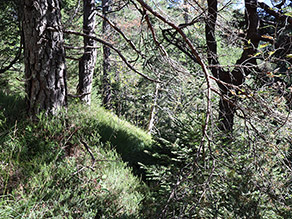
142;112;292;218
217;39;242;67
0;102;152;218
1;1;292;218
0;92;25;129
0;0;21;72
68;103;155;167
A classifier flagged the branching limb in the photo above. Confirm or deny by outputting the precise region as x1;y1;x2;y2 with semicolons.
58;28;160;83
144;11;168;56
0;34;23;74
259;2;292;25
135;0;212;160
96;11;144;58
162;28;198;63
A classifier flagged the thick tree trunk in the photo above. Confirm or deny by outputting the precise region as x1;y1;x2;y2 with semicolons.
102;0;113;109
22;0;67;115
78;0;98;105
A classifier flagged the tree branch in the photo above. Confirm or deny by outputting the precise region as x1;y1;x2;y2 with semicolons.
259;2;292;25
135;0;212;156
96;11;144;58
0;35;23;74
62;29;160;83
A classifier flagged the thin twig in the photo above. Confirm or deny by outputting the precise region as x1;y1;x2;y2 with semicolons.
80;140;96;164
62;126;81;147
67;92;91;98
96;11;144;58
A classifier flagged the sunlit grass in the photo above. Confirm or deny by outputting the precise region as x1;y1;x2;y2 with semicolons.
0;99;152;218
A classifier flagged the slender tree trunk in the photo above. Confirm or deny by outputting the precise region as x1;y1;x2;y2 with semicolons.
148;81;160;133
205;0;235;133
218;95;235;132
22;0;67;115
102;0;112;109
183;0;189;24
206;0;259;134
78;0;98;105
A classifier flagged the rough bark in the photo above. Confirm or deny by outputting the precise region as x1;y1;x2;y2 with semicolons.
78;0;98;105
102;0;112;109
22;0;67;115
206;0;259;134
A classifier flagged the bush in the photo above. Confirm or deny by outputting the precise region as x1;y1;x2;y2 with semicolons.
142;112;292;218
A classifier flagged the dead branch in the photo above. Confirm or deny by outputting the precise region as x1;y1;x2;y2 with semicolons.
96;11;144;58
67;92;91;98
144;11;168;56
80;140;96;164
65;56;81;61
64;45;101;50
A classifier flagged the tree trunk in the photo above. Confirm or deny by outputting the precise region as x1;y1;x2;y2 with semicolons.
148;81;160;133
102;0;112;109
78;0;98;105
183;0;189;24
218;95;235;132
22;0;67;115
206;0;259;134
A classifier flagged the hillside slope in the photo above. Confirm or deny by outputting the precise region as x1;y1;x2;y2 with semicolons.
0;100;154;218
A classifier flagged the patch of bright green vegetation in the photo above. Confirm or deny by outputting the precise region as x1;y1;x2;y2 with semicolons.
70;103;155;167
0;98;153;218
217;38;242;68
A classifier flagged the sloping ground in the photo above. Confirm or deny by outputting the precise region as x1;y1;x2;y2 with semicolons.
72;104;155;168
0;100;153;218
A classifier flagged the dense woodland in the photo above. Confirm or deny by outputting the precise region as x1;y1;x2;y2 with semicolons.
1;0;292;218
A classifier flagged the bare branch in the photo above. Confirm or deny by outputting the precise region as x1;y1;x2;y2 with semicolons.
64;45;101;50
80;140;95;164
144;11;168;56
96;11;144;58
56;28;160;83
135;0;212;157
67;92;91;98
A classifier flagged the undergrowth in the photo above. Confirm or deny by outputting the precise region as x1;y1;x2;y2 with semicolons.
142;112;292;218
0;98;152;218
